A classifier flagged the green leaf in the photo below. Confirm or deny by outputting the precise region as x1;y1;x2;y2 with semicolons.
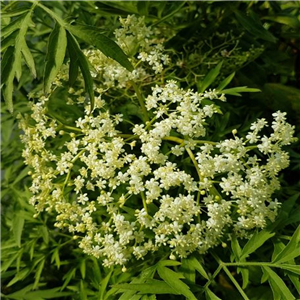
7;268;30;287
234;10;277;43
80;259;86;279
262;15;300;29
44;22;67;93
217;72;235;91
221;86;261;96
23;288;74;299
33;259;45;289
51;247;61;269
67;25;133;71
137;1;150;16
1;8;30;18
118;266;156;300
231;235;249;288
273;225;300;264
12;214;25;247
157;265;197;300
262;266;295;300
99;268;113;300
1;30;18;52
67;31;95;112
205;288;222;300
1;14;26;38
158;260;181;267
1;251;20;272
181;258;196;283
115;279;179;295
189;256;209;280
61;268;76;291
21;39;36;78
240;230;275;260
198;61;223;93
278;264;300;275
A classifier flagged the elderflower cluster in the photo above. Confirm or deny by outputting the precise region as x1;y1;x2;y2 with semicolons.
20;16;297;268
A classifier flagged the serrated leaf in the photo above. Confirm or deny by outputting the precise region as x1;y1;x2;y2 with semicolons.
67;31;94;112
198;61;223;93
262;266;295;300
157;265;197;300
67;24;133;71
181;258;196;283
205;288;222;300
12;214;25;248
234;10;277;43
240;230;275;260
273;225;300;264
44;22;67;93
51;247;61;269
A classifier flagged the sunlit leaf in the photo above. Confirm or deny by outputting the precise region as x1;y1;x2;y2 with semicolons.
67;24;133;71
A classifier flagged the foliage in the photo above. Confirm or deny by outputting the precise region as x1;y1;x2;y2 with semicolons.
1;1;300;300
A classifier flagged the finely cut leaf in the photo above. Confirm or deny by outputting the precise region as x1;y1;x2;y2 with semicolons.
44;23;67;93
157;265;197;300
273;225;300;264
240;230;275;260
67;24;133;71
159;260;181;267
198;61;223;93
67;32;95;112
262;266;295;300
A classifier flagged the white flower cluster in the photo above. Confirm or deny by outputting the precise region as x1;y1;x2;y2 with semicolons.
20;15;297;268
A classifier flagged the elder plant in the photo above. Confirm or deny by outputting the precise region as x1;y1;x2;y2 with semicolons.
19;16;297;269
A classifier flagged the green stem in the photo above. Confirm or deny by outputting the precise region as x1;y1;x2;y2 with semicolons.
130;81;149;123
140;191;148;213
223;265;250;300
